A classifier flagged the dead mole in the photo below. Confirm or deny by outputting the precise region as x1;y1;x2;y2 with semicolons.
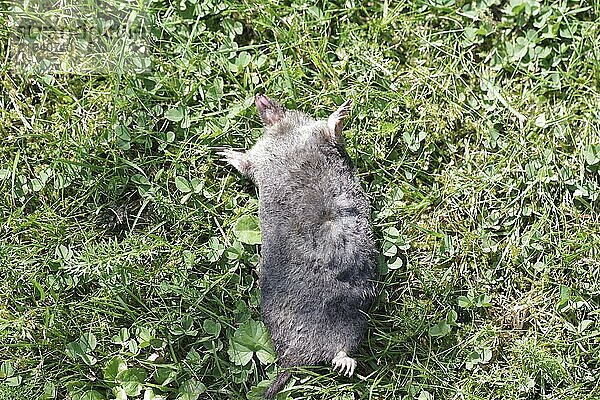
219;93;377;398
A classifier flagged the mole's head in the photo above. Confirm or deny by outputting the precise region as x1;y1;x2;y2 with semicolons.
255;93;352;143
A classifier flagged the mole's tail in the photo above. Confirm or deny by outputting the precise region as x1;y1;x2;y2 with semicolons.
264;370;292;399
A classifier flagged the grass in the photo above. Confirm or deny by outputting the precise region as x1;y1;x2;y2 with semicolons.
1;0;600;399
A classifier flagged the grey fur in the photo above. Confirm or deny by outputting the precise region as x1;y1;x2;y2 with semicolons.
220;94;377;397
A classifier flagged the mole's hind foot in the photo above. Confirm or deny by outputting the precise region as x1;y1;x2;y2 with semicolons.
332;351;356;377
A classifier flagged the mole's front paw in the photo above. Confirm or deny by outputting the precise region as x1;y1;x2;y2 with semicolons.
332;351;356;377
217;149;251;175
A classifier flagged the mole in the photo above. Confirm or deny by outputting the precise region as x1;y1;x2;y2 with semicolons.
219;93;377;398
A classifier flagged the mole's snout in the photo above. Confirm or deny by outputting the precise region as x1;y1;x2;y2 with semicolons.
256;93;285;126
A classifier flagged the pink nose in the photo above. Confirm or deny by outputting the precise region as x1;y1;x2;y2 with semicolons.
255;93;272;109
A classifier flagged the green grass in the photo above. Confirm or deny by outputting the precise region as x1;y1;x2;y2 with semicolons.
1;0;600;399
